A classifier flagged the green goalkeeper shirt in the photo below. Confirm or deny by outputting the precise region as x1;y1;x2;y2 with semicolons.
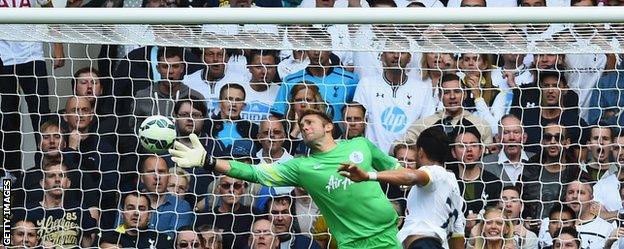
227;137;400;246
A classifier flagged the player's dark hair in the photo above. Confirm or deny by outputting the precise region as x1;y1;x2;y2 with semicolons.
548;203;577;220
554;226;581;247
120;191;152;211
219;83;247;101
71;67;102;93
416;127;452;165
174;95;209;119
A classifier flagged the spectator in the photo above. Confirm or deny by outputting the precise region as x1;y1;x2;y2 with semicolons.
522;123;581;219
139;155;194;236
248;219;280;249
196;176;254;249
459;0;486;7
168;167;191;197
396;74;493;152
477;53;533;136
0;0;63;173
587;54;624;125
497;186;539;249
448;124;502;230
538;204;577;248
340;102;366;140
61;96;119;222
184;47;247;112
353;49;435;153
459;53;498;113
176;226;205;249
241;50;281;123
550;227;581;249
285;83;331;155
205;83;260;159
10;219;39;248
197;225;224;249
173;96;214;200
71;67;119;146
615;131;624;165
469;207;516;249
511;70;587;154
13;119;97;208
132;47;205;131
103;191;174;248
13;160;97;248
582;125;617;180
272;49;359;122
253;116;295;210
114;45;203;122
483;114;534;186
266;194;321;249
420;53;457;111
564;180;614;249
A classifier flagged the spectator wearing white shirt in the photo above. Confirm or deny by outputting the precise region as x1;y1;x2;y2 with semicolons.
184;47;246;113
354;49;435;153
565;180;614;249
483;114;534;186
241;50;281;123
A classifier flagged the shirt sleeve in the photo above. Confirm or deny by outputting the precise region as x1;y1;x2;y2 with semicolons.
365;138;400;171
228;160;300;187
270;81;290;117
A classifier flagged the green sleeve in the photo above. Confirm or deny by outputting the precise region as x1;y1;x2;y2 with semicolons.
365;138;400;172
227;160;300;187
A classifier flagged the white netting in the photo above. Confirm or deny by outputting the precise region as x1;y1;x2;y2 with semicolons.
3;6;624;249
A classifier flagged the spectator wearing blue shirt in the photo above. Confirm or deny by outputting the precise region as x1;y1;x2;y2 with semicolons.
587;54;624;125
139;155;194;236
271;50;359;122
205;83;260;159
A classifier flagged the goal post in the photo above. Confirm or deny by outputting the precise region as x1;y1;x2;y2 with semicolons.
0;7;622;53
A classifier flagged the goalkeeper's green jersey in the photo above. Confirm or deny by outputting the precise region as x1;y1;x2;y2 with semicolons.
227;137;401;246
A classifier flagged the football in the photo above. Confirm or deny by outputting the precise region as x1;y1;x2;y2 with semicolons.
138;115;177;154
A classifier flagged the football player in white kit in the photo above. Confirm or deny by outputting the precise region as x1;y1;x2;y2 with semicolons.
339;127;466;249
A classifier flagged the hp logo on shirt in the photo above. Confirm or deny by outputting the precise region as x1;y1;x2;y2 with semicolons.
381;107;407;133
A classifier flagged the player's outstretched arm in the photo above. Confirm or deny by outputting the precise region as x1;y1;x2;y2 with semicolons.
169;134;231;173
338;163;430;187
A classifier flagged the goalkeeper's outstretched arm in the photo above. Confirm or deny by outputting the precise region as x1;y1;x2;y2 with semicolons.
169;134;298;187
338;163;430;187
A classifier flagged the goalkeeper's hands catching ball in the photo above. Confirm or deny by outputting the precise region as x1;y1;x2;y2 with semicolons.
169;133;216;170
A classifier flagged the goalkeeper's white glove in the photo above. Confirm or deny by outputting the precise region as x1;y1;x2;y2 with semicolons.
169;134;215;170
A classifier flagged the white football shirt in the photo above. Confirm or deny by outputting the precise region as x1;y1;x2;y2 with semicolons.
398;165;466;248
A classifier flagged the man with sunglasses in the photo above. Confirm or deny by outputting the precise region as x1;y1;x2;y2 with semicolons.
196;175;254;249
521;123;581;221
170;108;403;249
176;227;205;249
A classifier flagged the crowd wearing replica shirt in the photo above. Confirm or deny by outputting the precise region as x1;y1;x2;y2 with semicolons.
3;0;624;248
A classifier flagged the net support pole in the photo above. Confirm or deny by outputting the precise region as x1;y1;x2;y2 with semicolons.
1;7;624;24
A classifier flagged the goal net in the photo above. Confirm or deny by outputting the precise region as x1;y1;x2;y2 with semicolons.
2;6;624;249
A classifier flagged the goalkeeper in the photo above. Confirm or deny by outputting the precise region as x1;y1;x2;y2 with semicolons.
169;108;401;249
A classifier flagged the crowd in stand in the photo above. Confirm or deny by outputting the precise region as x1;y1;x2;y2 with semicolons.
3;0;624;248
